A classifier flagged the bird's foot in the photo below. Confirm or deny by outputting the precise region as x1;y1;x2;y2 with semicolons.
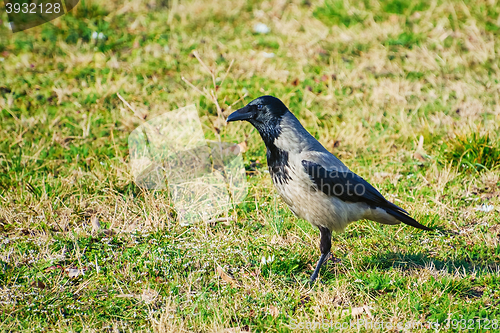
309;253;342;285
309;252;331;284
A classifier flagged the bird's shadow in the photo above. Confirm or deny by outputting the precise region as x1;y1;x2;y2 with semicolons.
337;251;499;276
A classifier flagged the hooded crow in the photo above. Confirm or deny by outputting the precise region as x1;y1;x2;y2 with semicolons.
227;95;432;283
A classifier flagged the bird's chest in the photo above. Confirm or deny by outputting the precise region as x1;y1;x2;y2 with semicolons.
268;161;316;218
266;144;330;224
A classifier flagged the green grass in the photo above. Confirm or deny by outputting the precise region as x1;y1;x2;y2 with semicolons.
442;132;500;172
1;0;500;331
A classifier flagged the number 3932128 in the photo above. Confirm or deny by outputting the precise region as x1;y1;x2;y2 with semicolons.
5;2;62;14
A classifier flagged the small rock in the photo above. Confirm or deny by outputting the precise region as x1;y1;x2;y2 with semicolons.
253;23;270;34
475;204;494;213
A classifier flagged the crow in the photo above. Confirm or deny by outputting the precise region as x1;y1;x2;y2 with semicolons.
226;95;432;283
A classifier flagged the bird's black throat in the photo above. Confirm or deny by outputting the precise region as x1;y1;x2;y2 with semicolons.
267;143;291;185
249;111;283;146
259;125;290;185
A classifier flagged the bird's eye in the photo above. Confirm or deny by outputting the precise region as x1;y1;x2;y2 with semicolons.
257;104;264;110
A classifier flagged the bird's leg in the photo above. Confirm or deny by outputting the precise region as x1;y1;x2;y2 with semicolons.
310;226;332;283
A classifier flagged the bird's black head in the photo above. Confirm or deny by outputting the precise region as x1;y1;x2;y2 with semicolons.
226;95;289;144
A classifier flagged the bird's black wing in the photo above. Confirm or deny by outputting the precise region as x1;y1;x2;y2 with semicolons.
301;160;432;231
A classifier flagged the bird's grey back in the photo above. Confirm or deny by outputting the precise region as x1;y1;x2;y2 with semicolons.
274;111;350;173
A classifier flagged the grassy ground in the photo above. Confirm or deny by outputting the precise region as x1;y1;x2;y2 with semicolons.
1;0;500;331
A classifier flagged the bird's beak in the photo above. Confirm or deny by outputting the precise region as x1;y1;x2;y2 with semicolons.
226;105;253;123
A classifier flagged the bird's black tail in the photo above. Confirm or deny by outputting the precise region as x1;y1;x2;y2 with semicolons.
384;202;433;231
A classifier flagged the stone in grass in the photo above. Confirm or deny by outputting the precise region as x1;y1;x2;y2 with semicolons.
253;23;270;34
